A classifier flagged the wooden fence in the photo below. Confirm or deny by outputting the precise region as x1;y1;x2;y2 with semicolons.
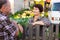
21;24;60;40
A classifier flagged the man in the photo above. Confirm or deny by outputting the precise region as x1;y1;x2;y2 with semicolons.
0;0;23;40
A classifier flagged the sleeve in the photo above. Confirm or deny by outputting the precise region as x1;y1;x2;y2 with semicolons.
41;17;51;26
2;18;17;37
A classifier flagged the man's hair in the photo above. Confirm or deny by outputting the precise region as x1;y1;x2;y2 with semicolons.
0;0;7;9
33;4;43;12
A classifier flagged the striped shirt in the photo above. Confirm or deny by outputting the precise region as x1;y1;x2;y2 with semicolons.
28;16;51;26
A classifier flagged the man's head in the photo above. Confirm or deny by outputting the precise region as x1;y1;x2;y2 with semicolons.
0;0;11;15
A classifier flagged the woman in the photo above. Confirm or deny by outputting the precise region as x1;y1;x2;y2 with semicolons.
26;4;51;36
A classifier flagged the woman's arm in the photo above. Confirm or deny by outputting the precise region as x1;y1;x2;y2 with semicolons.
32;21;44;25
32;17;51;26
41;17;51;26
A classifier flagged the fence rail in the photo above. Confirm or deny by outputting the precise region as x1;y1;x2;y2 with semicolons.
21;24;60;40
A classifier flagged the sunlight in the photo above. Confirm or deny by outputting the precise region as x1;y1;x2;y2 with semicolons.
9;0;14;14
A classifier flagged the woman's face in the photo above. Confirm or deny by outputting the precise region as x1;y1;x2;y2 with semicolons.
33;7;40;15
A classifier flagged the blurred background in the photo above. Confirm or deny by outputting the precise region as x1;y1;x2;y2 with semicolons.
8;0;60;39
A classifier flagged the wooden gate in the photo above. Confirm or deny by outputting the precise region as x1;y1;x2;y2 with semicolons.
21;24;60;40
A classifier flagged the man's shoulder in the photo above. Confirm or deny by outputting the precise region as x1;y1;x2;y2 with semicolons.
0;14;7;21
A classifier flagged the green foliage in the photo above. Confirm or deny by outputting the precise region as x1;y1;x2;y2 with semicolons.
15;18;29;27
30;4;34;10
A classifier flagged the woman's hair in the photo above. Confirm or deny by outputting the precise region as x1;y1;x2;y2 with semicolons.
0;0;7;9
33;4;43;12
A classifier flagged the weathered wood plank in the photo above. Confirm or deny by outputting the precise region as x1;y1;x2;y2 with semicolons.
29;24;33;40
49;24;54;40
35;25;40;40
42;25;46;40
55;24;59;40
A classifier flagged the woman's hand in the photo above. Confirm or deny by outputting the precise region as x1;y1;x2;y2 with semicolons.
32;21;44;25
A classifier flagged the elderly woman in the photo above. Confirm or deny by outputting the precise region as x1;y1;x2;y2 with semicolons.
26;4;51;36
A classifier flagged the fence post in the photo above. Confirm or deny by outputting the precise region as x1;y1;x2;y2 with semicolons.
55;24;59;40
49;24;54;40
29;24;33;40
35;24;40;40
42;25;46;40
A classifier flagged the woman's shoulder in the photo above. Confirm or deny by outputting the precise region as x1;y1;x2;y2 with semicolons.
41;16;48;19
